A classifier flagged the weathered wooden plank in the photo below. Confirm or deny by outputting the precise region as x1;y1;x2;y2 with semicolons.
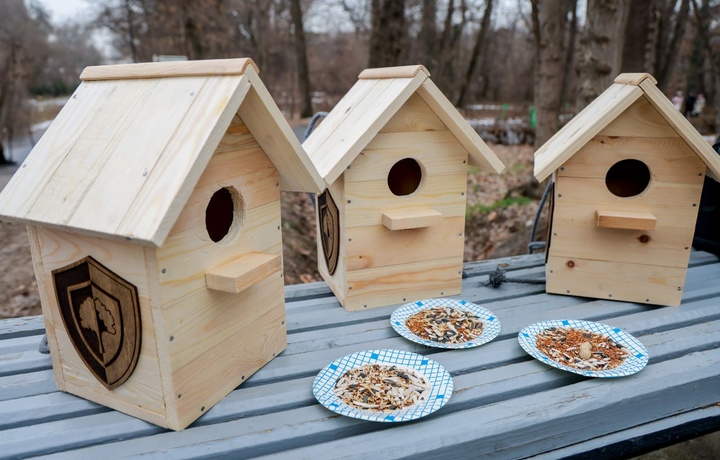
0;370;56;401
0;392;108;431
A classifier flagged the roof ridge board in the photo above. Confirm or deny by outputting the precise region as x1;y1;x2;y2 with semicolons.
80;58;259;81
358;65;430;80
533;83;644;182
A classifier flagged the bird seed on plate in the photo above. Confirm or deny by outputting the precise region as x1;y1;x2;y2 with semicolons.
333;363;430;411
535;327;631;371
405;306;485;344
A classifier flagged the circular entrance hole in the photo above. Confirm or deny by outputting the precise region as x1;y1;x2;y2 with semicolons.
605;159;651;198
205;187;243;243
387;158;423;196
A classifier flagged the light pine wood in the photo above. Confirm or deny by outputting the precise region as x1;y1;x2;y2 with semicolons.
558;136;705;182
639;78;720;179
534;84;643;181
613;73;657;85
31;227;168;422
0;81;115;220
546;256;686;306
344;131;469;183
318;76;428;185
344;173;467;228
598;96;681;138
345;216;464;271
381;209;443;230
358;65;430;79
239;66;324;193
379;93;448;133
344;257;463;310
171;302;286;430
596;210;657;230
205;253;281;293
416;78;504;174
26;226;65;389
80;58;259;81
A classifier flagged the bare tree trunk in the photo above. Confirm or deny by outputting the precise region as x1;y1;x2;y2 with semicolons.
575;0;631;112
368;0;406;68
558;0;578;114
435;0;455;84
621;0;657;72
124;0;139;62
455;0;494;107
656;0;690;90
532;0;565;148
290;0;313;118
691;0;720;130
419;0;438;69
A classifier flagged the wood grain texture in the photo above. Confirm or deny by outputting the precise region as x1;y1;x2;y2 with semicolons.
381;208;443;230
344;173;467;228
80;58;258;81
534;84;643;181
546;256;686;306
379;93;448;133
596;210;657;230
239;67;324;193
558;136;705;182
345;216;464;271
205;253;281;293
639;79;720;179
613;72;657;85
344;256;463;310
598;96;680;138
344;131;468;183
358;65;430;79
416;78;505;174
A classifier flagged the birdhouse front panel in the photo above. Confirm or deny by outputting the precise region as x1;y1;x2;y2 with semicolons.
337;96;468;310
546;96;705;306
27;226;169;427
155;114;286;429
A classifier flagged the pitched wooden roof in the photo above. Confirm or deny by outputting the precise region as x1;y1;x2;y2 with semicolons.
303;65;504;185
0;58;323;247
534;73;720;182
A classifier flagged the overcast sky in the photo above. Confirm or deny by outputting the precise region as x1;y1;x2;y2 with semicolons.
35;0;92;24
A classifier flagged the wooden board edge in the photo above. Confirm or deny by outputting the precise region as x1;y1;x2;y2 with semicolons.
80;58;259;81
358;65;430;79
614;73;657;86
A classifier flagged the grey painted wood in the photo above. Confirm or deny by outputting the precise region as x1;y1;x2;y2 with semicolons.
0;251;718;459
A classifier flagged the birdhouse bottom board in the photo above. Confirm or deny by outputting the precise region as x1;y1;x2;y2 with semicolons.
544;129;705;307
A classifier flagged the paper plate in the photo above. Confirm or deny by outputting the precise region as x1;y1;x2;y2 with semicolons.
518;319;649;378
390;298;501;349
312;349;453;422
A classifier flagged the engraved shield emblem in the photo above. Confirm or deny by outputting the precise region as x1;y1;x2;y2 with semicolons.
317;190;340;275
53;256;141;390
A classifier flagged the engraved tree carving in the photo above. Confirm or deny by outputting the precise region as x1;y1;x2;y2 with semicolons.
79;297;117;356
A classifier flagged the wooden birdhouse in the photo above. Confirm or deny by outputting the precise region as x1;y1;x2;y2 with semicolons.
0;59;323;430
534;73;720;307
303;65;504;311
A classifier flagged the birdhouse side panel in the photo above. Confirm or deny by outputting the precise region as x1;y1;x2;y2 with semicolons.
315;179;347;304
344;257;463;311
29;226;169;426
546;256;686;306
154;123;285;428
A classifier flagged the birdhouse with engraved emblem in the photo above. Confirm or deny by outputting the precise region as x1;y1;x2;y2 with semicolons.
0;59;323;430
303;65;504;311
534;73;720;307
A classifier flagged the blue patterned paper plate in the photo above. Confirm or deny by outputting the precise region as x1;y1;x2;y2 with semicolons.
312;349;453;422
390;298;501;349
518;319;649;378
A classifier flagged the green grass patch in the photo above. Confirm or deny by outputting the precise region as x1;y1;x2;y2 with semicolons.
467;196;534;216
